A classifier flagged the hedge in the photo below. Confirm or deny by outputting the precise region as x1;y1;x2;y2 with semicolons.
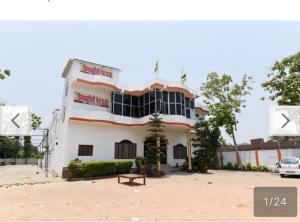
67;160;133;178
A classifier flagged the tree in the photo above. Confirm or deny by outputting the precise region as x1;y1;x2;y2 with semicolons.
0;69;11;80
200;72;253;145
261;51;300;105
192;120;222;172
23;113;42;163
200;72;252;165
144;112;168;173
0;136;15;161
31;113;42;130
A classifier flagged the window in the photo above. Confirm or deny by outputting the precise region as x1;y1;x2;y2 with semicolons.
123;94;131;105
113;103;122;115
114;93;123;103
115;140;137;159
111;91;194;119
169;92;175;103
139;95;144;107
190;99;195;109
155;90;162;100
78;145;93;156
123;105;131;116
185;108;191;118
150;101;155;114
185;97;190;108
176;104;182;115
145;92;149;104
173;144;187;159
176;92;181;103
150;91;155;102
170;104;176;115
132;96;138;106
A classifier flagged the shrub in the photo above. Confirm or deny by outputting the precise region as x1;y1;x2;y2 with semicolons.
115;160;133;174
67;160;133;178
135;156;147;173
67;159;82;179
223;162;234;170
81;161;116;177
233;163;240;170
245;162;253;171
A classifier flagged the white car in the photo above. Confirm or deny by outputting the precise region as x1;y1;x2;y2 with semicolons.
278;157;300;177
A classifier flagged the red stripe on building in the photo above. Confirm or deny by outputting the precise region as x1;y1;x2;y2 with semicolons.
69;117;194;128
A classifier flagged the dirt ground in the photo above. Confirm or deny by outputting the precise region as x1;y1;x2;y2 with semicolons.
0;165;61;186
0;166;299;221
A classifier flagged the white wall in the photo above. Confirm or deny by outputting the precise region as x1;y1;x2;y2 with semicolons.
221;148;300;168
0;158;38;165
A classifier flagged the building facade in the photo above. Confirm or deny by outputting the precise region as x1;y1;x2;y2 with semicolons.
48;59;208;175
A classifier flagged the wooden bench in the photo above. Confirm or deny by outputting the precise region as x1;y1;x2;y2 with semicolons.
118;174;146;186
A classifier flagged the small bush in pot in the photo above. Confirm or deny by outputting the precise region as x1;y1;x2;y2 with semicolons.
135;156;147;173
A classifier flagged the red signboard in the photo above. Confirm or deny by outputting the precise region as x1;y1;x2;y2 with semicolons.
80;63;113;78
74;92;109;108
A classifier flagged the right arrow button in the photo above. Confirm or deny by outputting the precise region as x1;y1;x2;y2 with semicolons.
281;113;290;128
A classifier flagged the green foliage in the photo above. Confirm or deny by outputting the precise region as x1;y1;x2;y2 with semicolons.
200;72;253;145
17;149;25;158
135;156;147;173
223;162;234;170
261;51;300;105
115;160;133;174
31;113;42;130
0;136;16;158
222;162;269;172
192;120;222;172
67;160;133;178
0;69;11;80
144;111;168;170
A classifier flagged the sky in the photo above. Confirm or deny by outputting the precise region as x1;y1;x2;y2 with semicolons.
0;21;299;144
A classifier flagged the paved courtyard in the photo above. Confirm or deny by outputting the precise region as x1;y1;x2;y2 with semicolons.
0;166;299;221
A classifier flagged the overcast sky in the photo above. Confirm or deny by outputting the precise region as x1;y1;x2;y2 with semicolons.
0;21;299;144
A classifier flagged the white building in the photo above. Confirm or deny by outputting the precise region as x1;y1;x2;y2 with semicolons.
47;59;208;175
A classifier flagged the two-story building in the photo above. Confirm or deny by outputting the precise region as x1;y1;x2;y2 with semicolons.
47;59;208;175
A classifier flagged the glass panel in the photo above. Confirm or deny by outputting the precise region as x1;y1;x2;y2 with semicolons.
114;93;123;103
190;99;195;109
113;103;122;115
163;103;169;114
185;97;190;108
163;91;168;102
140;106;144;117
150;91;155;102
176;92;181;103
123;105;131;116
186;108;191;118
169;92;175;103
150;101;155;114
139;95;144;106
132;96;138;106
155;90;162;100
181;105;185;116
181;93;185;104
145;92;149;104
133;107;139;118
123;94;131;105
145;104;150;115
156;100;161;112
170;104;176;115
176;104;182;115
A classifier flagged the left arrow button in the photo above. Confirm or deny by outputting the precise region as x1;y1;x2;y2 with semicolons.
11;113;20;128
